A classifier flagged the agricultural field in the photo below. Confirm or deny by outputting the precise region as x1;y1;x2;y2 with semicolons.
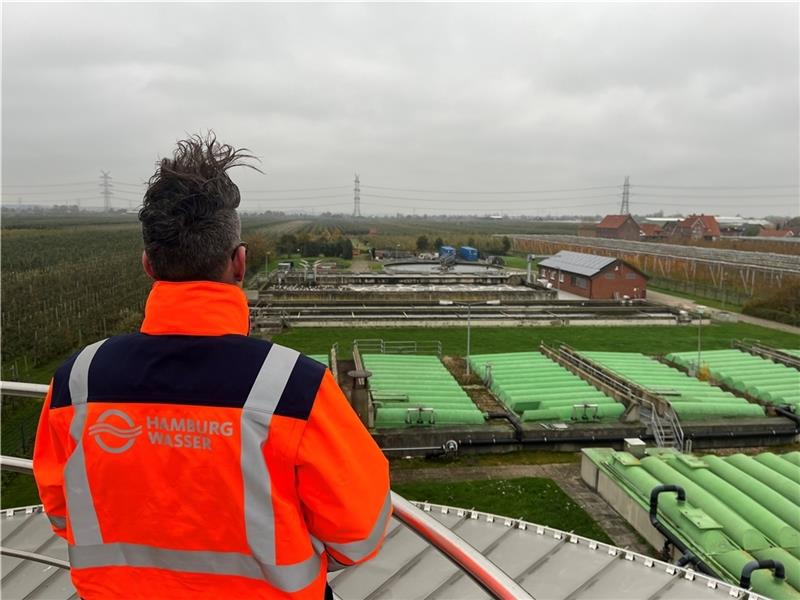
1;219;151;380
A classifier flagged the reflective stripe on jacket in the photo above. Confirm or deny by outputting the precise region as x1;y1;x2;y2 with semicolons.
33;281;391;599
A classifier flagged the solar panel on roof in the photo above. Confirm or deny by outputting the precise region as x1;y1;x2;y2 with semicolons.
538;251;617;278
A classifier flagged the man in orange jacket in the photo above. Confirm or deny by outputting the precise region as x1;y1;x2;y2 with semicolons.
33;133;391;599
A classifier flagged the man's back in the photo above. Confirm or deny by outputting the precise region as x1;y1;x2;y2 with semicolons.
34;280;391;599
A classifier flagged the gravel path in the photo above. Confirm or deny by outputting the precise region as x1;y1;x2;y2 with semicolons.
647;290;800;335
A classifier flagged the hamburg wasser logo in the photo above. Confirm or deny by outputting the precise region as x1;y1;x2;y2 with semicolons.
88;409;143;454
89;410;234;453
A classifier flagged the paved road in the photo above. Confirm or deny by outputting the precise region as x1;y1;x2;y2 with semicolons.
647;290;800;336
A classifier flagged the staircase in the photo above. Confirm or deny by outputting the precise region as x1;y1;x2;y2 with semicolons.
639;400;686;452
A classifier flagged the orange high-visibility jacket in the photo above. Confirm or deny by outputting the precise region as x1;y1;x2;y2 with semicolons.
33;281;391;599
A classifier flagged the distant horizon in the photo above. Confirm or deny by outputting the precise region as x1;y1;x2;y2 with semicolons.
1;173;797;219
1;203;796;223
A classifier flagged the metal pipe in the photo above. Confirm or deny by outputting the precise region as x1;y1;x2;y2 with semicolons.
0;381;49;397
1;456;33;474
648;485;713;575
390;492;534;600
774;406;800;426
466;304;472;377
1;546;70;570
739;559;785;590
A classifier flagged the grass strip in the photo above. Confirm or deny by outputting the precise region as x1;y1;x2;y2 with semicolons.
272;322;800;358
392;477;613;544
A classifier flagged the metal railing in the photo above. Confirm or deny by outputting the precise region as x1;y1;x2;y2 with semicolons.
0;383;531;600
0;455;71;571
541;346;687;450
390;493;533;600
733;339;800;370
0;381;49;397
639;400;685;452
1;456;530;599
354;339;443;357
329;342;339;381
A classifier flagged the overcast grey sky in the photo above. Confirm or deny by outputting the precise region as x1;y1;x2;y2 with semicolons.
2;2;798;217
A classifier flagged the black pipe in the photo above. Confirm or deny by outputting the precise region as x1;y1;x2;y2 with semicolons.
377;424;799;453
485;411;525;441
649;485;685;522
648;485;714;576
774;406;800;426
739;559;785;589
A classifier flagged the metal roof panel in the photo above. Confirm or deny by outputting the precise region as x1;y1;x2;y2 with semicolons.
2;503;758;600
539;251;617;277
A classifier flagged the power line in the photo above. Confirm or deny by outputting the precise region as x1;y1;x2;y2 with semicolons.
630;191;799;199
630;199;799;207
107;189;144;198
1;180;98;188
633;183;800;190
112;180;148;188
359;192;621;204
0;188;98;196
242;185;351;193
244;194;348;202
361;184;621;194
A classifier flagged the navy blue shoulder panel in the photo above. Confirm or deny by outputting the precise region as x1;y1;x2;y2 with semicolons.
274;353;326;421
85;333;272;408
50;350;82;409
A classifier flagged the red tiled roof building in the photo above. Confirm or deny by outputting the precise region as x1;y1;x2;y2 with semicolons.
595;214;640;241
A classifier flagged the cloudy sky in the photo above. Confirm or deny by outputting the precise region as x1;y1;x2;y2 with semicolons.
2;2;798;217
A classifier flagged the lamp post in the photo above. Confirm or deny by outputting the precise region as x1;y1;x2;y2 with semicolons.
439;299;501;376
395;244;400;259
696;305;706;367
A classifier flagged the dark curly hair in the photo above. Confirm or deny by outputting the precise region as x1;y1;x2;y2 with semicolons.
139;133;259;281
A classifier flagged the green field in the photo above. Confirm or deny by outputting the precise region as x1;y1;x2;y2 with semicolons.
391;450;580;470
498;254;530;269
272;322;800;358
392;477;613;544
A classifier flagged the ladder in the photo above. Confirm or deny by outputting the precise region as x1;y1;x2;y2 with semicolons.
640;399;686;452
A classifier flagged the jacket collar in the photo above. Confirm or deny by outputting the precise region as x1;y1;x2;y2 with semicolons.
140;281;250;336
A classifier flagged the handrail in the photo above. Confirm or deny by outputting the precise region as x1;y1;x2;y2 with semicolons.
1;456;532;599
0;456;534;600
1;456;33;473
1;546;70;570
0;381;49;397
544;348;687;451
733;340;800;369
391;493;534;600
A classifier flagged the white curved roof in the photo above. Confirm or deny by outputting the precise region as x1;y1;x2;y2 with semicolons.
2;503;759;600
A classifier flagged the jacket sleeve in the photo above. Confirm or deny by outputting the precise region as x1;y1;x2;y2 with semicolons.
32;382;69;539
296;369;391;568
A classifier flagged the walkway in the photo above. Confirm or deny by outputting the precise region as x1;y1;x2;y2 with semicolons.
391;463;653;556
647;290;800;336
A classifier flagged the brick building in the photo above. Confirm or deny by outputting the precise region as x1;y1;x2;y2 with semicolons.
639;223;663;240
669;214;721;241
595;214;640;241
758;229;795;238
538;250;648;300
